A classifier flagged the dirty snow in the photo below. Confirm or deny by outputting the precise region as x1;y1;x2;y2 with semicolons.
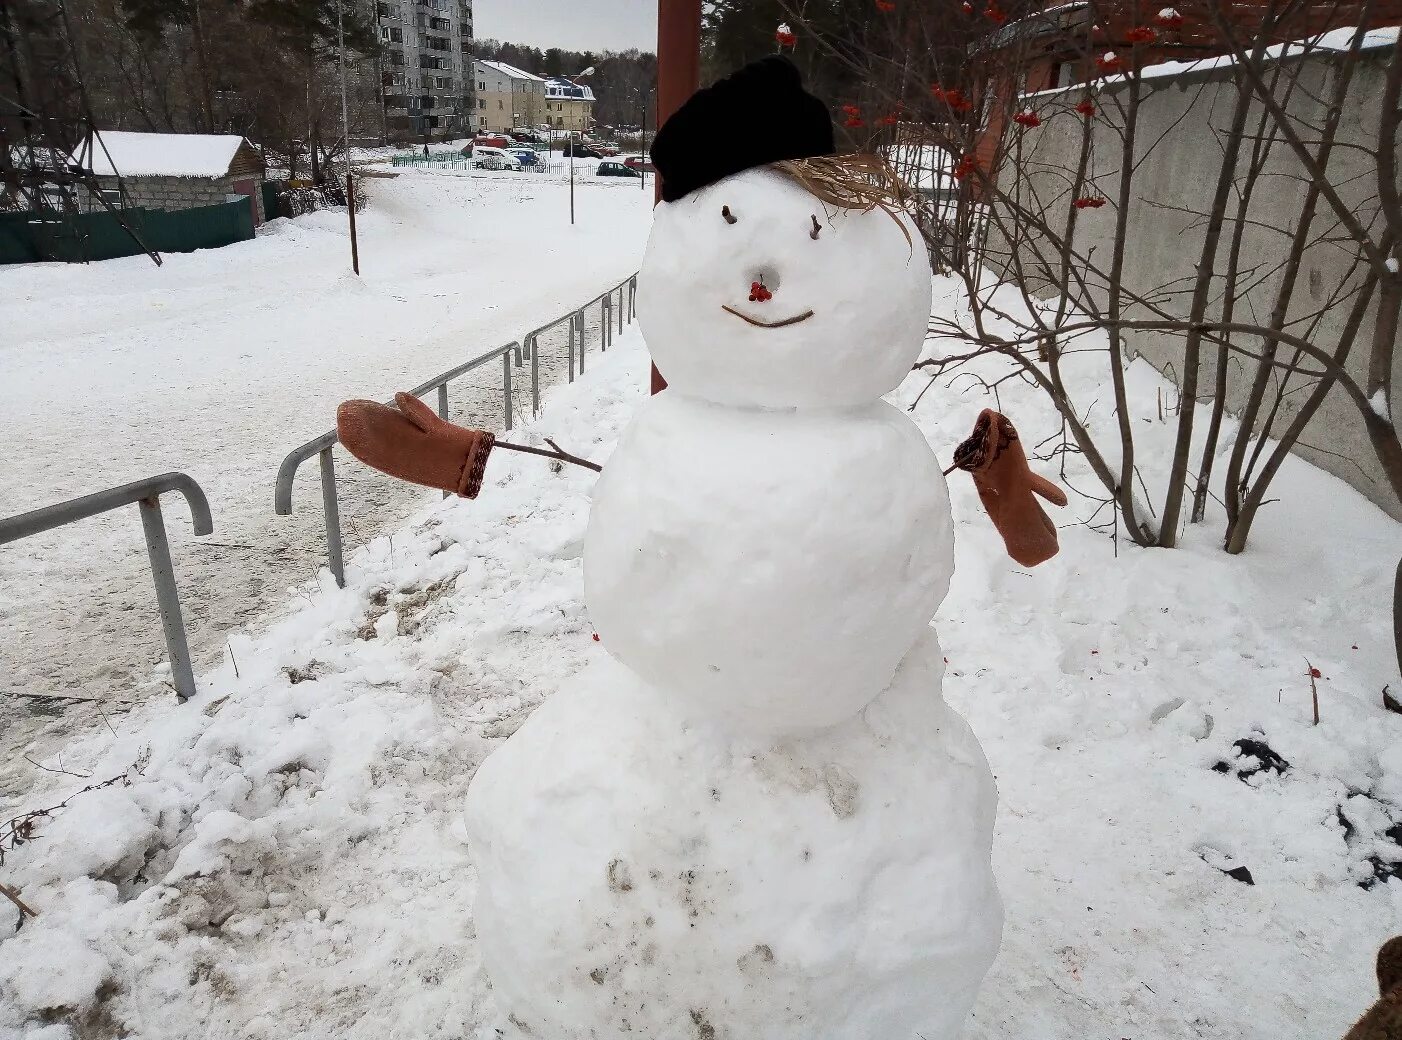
1;270;1400;1038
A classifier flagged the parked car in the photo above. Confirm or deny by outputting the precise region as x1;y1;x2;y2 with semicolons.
473;146;520;171
561;141;603;159
597;160;642;178
473;133;512;149
507;148;540;168
623;154;655;173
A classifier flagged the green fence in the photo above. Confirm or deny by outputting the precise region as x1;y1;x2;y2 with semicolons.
0;196;256;265
391;152;469;169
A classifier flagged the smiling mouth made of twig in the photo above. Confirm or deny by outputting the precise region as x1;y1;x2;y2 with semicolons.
721;304;815;329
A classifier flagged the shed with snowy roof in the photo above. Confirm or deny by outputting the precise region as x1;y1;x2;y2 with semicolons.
73;131;268;225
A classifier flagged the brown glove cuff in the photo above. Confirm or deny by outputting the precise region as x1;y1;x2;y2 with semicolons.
457;431;495;499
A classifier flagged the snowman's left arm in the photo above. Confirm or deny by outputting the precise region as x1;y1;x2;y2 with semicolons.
946;409;1068;568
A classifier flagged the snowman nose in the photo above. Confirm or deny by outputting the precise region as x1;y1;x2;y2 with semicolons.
748;280;773;303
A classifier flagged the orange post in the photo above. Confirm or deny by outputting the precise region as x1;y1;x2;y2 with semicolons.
650;0;702;394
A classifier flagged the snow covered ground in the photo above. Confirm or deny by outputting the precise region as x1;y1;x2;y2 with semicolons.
0;166;654;813
1;269;1400;1038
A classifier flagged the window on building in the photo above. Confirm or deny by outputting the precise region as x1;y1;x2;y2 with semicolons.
497;99;503;109
478;98;485;108
555;116;563;126
479;115;486;126
478;80;485;90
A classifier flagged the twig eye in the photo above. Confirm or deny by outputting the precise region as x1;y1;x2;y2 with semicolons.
810;215;822;240
722;205;737;224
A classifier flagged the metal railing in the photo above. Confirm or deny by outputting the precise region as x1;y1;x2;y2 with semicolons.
522;274;637;415
275;273;637;588
0;473;213;701
275;341;520;588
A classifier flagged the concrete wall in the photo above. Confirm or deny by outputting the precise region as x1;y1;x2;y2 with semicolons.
101;174;265;225
1000;45;1401;520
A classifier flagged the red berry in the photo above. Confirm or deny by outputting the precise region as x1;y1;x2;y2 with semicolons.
592;633;600;641
1075;98;1097;117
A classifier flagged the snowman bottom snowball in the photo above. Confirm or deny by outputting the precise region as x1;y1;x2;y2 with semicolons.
465;632;1003;1040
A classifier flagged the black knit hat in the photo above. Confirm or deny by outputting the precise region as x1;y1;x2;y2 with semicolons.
651;56;835;203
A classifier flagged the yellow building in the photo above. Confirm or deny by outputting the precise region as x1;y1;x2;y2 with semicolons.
472;59;545;132
543;77;595;132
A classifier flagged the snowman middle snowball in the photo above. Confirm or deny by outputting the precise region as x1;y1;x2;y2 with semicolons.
585;166;950;736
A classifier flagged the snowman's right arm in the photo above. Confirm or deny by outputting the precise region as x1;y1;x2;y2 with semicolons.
337;392;599;500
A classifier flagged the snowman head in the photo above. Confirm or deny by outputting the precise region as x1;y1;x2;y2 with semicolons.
639;156;932;409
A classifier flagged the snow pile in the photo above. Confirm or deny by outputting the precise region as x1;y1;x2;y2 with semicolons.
76;132;248;179
1;276;1400;1037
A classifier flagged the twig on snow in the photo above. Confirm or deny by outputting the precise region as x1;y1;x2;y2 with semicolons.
0;881;36;918
1305;657;1321;725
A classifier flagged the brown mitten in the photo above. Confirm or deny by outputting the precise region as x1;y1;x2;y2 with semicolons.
952;409;1068;568
336;392;496;498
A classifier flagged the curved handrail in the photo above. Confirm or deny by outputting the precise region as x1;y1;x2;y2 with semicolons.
0;471;213;543
0;472;213;701
274;430;338;517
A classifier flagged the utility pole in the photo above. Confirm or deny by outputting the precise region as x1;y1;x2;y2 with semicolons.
566;66;594;226
638;91;647;191
337;0;358;274
652;0;701;393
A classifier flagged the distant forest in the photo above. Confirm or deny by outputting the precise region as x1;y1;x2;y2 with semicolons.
471;40;657;129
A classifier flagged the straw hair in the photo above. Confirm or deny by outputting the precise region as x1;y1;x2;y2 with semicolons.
769;153;915;245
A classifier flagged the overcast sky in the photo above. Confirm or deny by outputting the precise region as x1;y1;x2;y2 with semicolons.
474;0;658;53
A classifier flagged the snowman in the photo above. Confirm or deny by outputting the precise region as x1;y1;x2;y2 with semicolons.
338;56;1068;1040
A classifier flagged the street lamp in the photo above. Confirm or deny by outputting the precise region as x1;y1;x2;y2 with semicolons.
632;86;655;192
567;66;594;226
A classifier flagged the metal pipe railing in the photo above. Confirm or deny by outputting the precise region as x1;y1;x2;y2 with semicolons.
275;341;519;587
0;472;213;701
275;271;637;588
521;273;637;412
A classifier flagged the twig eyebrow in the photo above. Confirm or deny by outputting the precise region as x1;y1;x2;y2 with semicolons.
722;205;737;224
